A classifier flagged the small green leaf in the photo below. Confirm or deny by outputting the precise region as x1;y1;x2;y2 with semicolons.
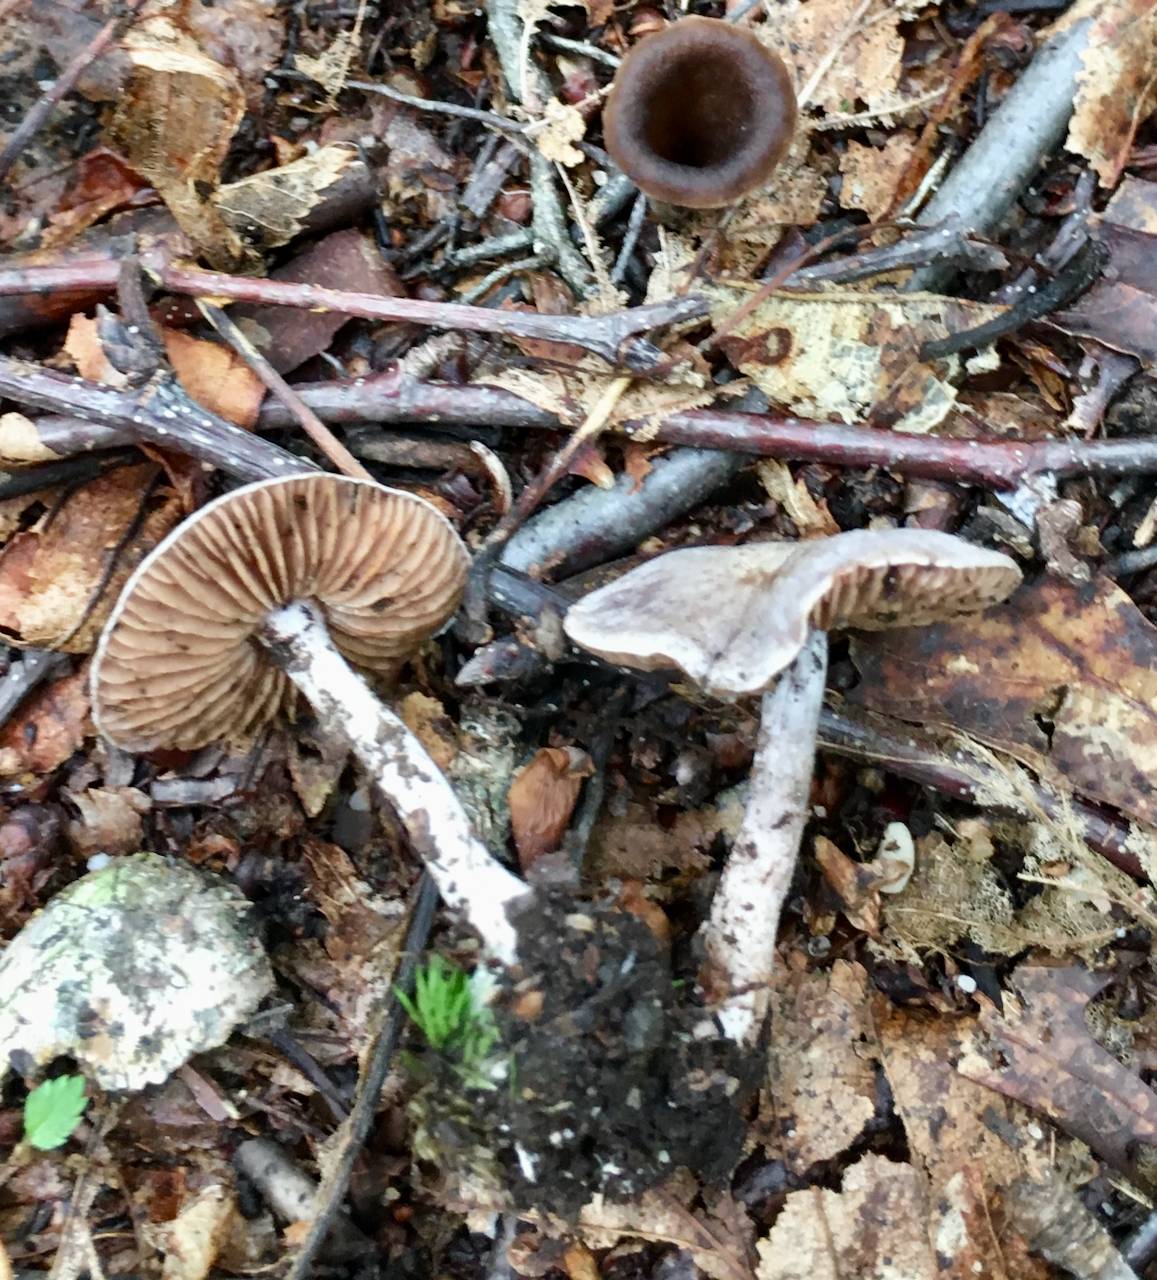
24;1075;88;1150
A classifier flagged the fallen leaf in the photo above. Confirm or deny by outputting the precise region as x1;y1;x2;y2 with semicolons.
0;462;184;652
66;786;151;857
851;576;1157;830
508;746;593;868
0;667;89;777
533;100;586;167
756;460;840;537
959;964;1157;1175
839;135;918;220
400;692;458;772
709;286;1005;431
156;1184;237;1280
43;148;153;248
1066;0;1157;187
813;836;881;934
755;1155;935;1280
765;960;879;1172
110;17;247;268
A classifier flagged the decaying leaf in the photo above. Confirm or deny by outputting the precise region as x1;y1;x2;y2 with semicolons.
1066;0;1157;186
839;135;919;219
588;789;743;880
153;1184;238;1280
573;1175;756;1280
755;1155;935;1280
213;144;370;252
400;691;458;772
67;786;151;857
852;576;1157;830
877;1006;1053;1278
765;960;879;1171
508;746;593;868
0;462;184;652
0;413;60;466
756;461;840;537
533;100;586;167
709;286;1005;431
65;314;266;427
959;963;1157;1175
110;17;247;268
0;667;89;777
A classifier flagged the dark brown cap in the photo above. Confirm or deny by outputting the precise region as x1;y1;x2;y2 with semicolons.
603;17;797;208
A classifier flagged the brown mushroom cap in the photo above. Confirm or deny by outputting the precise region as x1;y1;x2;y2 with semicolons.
603;16;798;209
563;528;1022;698
92;475;469;752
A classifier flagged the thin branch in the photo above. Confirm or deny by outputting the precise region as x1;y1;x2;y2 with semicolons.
258;373;1157;492
0;258;702;371
197;302;372;480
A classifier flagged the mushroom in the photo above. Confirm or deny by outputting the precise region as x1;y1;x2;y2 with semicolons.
92;474;529;965
603;16;798;209
563;528;1022;1044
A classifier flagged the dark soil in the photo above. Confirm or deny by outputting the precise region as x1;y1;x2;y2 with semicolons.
413;893;754;1219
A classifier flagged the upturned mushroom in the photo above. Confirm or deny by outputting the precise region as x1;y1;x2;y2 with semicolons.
603;16;798;208
563;528;1022;1045
91;474;529;964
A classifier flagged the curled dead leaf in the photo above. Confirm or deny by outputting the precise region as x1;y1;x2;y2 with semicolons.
508;746;594;868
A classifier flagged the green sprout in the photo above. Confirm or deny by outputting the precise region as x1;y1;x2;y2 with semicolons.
396;956;503;1089
23;1075;88;1151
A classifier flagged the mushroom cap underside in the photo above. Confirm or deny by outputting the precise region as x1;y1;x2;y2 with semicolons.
562;529;1022;698
92;474;469;752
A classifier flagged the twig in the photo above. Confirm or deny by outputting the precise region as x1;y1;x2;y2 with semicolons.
485;374;633;549
611;193;648;284
197;302;372;480
460;253;548;304
284;872;439;1280
485;0;594;296
0;0;147;185
0;356;313;483
345;76;529;137
257;373;1157;493
907;16;1097;292
0;259;702;371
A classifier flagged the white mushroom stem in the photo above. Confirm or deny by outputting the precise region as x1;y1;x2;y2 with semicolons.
699;628;829;1047
261;600;529;967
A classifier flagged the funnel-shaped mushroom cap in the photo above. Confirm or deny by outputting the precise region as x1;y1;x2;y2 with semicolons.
93;475;469;751
603;16;798;209
563;529;1021;698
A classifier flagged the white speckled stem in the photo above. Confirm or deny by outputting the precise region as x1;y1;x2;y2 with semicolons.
700;629;828;1047
262;601;528;966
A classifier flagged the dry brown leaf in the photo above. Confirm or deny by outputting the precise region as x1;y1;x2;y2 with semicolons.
0;414;60;466
758;0;905;114
65;314;265;427
67;786;151;857
573;1175;755;1280
482;365;714;431
213;144;364;252
42;148;152;249
0;462;183;652
755;460;840;537
110;17;247;268
156;1184;237;1280
302;840;405;963
851;576;1157;831
286;724;349;817
813;835;881;934
1066;0;1157;186
0;667;89;777
709;285;1004;431
588;790;743;880
508;746;593;868
877;1006;1053;1278
960;964;1157;1175
839;134;918;219
400;692;458;772
533;100;586;167
294;30;358;103
765;960;879;1171
755;1155;935;1280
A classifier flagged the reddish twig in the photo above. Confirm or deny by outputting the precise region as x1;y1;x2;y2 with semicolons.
0;258;706;372
0;0;148;185
260;372;1157;492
